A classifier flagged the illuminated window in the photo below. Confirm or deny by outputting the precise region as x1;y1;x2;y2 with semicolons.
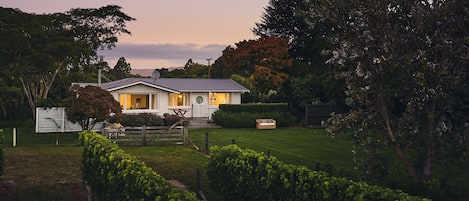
209;93;230;106
118;94;151;109
169;93;189;106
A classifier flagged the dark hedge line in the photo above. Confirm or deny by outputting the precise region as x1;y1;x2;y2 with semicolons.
218;103;290;113
79;131;198;201
212;111;296;128
114;113;164;127
207;145;430;201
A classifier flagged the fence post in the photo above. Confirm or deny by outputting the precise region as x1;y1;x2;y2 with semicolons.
183;124;188;145
13;128;17;147
142;125;147;146
266;148;270;157
205;131;209;154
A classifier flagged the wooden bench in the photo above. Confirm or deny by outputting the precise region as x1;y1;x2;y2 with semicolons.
256;119;276;129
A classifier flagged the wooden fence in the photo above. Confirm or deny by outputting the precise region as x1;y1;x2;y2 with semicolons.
103;124;188;146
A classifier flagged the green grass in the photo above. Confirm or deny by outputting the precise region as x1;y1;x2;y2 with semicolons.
1;125;356;201
189;128;355;173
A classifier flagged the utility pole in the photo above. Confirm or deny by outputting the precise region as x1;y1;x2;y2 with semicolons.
206;58;212;79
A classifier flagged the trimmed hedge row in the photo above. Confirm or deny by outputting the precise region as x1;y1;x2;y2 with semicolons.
79;131;198;201
116;113;164;127
207;145;430;201
219;103;290;113
212;111;296;128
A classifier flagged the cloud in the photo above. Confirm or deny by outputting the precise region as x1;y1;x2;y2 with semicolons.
98;43;228;68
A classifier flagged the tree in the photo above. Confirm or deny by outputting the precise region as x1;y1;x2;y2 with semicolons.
253;0;346;107
0;6;134;119
308;0;469;186
65;85;122;130
110;57;132;79
212;37;292;101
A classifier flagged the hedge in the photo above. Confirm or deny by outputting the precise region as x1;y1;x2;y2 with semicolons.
218;103;290;113
207;145;430;201
79;131;198;201
212;111;296;128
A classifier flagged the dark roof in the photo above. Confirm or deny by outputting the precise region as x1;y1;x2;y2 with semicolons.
100;78;250;93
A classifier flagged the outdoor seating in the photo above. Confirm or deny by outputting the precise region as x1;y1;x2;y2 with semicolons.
256;119;276;129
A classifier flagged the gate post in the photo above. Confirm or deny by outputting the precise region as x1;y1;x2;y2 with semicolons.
142;125;147;146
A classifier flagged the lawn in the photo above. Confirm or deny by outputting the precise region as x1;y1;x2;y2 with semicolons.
1;126;355;201
188;127;355;173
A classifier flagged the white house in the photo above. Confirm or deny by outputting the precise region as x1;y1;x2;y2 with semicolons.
96;78;250;118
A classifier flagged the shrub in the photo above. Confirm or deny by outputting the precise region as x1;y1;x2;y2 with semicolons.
79;131;198;201
207;145;430;201
212;110;296;128
117;113;164;127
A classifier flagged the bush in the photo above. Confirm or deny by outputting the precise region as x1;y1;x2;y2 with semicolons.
219;103;290;113
79;131;198;201
207;145;430;201
212;110;296;128
117;113;164;127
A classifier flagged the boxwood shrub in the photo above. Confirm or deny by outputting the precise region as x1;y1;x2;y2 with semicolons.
79;131;198;201
207;145;430;201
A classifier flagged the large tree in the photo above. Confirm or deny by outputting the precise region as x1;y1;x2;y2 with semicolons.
308;0;469;187
212;37;292;102
0;6;135;118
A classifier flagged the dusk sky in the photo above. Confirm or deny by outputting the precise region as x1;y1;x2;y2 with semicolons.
1;0;269;69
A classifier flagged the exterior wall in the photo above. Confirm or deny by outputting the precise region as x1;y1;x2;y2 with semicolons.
231;93;242;104
110;85;169;116
109;84;245;118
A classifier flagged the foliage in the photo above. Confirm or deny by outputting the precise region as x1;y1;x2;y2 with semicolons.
212;111;295;128
252;0;346;108
109;57;132;80
64;85;122;130
79;131;198;201
301;0;469;192
0;6;134;118
218;103;290;113
0;129;3;176
116;113;164;127
207;145;430;201
214;103;295;128
212;37;293;102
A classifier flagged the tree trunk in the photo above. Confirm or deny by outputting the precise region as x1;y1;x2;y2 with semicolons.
19;63;62;119
379;94;417;180
423;100;437;179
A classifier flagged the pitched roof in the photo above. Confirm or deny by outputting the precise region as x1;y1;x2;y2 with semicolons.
100;78;250;93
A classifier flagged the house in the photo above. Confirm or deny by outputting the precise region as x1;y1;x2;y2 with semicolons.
95;78;250;118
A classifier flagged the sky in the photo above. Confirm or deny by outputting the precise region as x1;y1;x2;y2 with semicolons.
1;0;269;69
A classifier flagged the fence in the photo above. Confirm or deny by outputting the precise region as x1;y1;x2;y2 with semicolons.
103;124;188;146
305;104;349;127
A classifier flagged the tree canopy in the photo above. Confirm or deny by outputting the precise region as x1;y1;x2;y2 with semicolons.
304;0;469;190
0;6;134;118
65;85;122;131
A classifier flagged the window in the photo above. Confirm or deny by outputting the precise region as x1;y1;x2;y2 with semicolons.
209;93;230;106
119;94;156;110
169;93;189;106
